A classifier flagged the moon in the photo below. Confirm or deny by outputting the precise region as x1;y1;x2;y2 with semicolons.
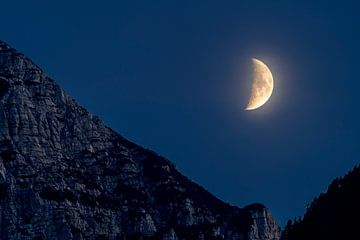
245;58;274;110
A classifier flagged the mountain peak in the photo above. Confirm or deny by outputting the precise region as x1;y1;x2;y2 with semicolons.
0;40;280;239
0;40;10;49
0;40;44;85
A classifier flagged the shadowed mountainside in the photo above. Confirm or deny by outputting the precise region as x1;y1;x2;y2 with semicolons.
281;165;360;240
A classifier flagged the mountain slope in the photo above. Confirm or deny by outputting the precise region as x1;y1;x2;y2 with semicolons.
281;165;360;240
0;40;280;240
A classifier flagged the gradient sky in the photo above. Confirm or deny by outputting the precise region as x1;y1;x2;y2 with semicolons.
1;0;360;226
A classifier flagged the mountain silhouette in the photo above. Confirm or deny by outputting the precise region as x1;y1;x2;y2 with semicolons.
281;165;360;240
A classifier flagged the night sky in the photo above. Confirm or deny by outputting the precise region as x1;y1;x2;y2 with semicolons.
1;0;359;226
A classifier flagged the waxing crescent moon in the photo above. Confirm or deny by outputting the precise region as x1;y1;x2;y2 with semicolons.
245;58;274;110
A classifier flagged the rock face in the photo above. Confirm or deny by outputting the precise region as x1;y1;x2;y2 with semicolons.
247;204;281;240
0;40;280;240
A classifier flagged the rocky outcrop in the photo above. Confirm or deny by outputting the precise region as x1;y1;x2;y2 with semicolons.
246;204;281;240
0;40;280;239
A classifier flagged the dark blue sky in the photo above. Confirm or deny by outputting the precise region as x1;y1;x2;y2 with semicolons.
2;0;360;226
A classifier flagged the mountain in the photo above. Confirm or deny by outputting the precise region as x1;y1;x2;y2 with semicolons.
0;40;280;239
281;165;360;240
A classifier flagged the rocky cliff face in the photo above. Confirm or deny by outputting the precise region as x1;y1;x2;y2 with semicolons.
0;40;280;240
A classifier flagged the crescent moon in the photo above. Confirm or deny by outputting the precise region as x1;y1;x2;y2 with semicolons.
245;58;274;110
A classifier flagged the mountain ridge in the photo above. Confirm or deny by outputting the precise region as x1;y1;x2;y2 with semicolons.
0;40;280;239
